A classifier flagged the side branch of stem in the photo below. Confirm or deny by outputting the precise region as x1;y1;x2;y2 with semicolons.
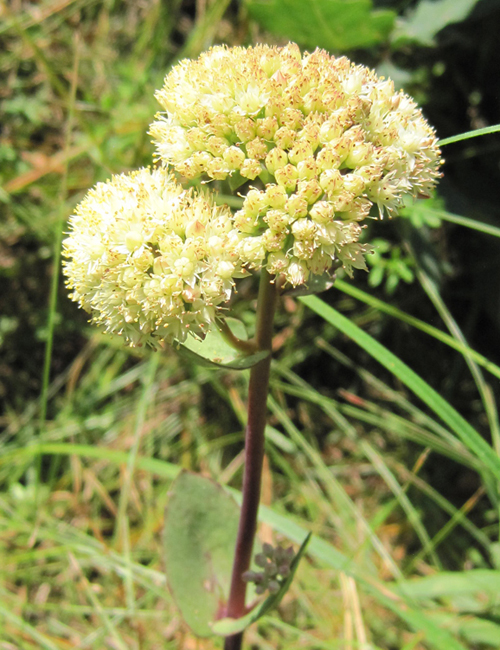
217;318;259;354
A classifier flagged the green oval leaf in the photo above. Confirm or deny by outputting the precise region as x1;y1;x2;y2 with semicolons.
179;318;269;370
246;0;395;52
392;0;481;47
164;471;240;637
212;532;311;637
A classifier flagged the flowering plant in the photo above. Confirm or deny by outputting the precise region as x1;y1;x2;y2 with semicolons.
63;43;441;650
63;167;246;347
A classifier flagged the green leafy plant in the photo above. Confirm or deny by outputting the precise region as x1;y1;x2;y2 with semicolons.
5;4;500;647
366;238;415;294
61;42;444;649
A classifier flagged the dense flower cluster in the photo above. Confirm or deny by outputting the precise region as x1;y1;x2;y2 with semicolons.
63;43;442;348
151;43;442;284
63;168;245;347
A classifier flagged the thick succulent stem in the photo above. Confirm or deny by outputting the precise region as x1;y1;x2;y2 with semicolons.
224;269;277;650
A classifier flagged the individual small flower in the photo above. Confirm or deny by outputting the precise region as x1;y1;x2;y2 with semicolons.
63;168;245;348
150;43;442;286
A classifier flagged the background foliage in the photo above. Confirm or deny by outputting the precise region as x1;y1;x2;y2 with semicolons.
1;0;500;648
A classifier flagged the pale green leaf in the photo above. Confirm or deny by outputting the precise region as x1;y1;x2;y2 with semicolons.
395;570;500;601
179;318;268;370
393;0;481;46
245;0;395;52
163;471;240;637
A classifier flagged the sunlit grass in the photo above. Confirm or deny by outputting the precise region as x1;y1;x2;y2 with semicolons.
2;0;500;648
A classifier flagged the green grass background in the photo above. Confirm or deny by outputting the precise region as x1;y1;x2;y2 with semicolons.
2;0;500;648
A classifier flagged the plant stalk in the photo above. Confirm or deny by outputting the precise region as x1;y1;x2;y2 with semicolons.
224;268;277;650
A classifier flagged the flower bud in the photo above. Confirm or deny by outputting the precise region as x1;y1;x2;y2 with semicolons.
240;158;262;179
286;194;309;219
291;218;316;240
265;148;288;175
288;260;308;286
280;107;304;130
125;230;144;252
234;209;258;234
274;126;296;150
344;142;374;168
246;137;268;160
207;158;230;180
235;117;256;143
217;260;236;279
223;146;246;169
342;173;366;196
299;123;320;150
262;229;286;251
296;157;318;180
207;136;229;157
244;189;268;217
191;151;212;173
330;192;356;212
319;119;344;143
297;179;322;204
267;251;289;274
239;236;266;264
186;127;206;149
288;141;314;165
319;169;343;195
264;209;290;232
275;164;299;192
182;286;201;303
310;201;334;224
256;116;279;140
316;146;341;172
185;219;206;238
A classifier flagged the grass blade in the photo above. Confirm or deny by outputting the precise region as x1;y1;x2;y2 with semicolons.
271;367;441;568
0;599;63;650
299;295;500;480
334;278;500;381
2;442;469;649
268;395;405;580
39;35;80;429
114;353;160;543
431;209;500;238
439;124;500;146
415;268;500;452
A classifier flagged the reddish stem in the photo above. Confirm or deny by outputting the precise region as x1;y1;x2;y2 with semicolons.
224;269;277;650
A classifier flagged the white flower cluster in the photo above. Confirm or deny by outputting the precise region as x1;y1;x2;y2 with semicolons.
63;168;245;347
151;43;442;284
64;43;442;347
